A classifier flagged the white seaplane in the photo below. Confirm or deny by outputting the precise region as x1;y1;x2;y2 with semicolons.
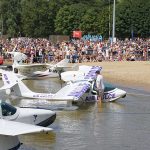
0;100;56;127
61;65;127;102
0;70;93;107
0;100;54;150
0;119;52;150
4;51;75;79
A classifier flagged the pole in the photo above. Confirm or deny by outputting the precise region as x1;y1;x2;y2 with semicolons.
112;0;116;43
109;0;111;38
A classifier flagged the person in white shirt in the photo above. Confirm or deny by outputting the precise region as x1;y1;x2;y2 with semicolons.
95;70;104;102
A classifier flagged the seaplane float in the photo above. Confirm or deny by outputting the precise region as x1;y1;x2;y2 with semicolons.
2;51;77;79
61;65;127;102
0;100;54;150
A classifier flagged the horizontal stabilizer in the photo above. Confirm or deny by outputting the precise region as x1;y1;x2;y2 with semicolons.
0;82;17;90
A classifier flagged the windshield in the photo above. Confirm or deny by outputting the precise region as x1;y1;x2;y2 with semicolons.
1;102;17;116
92;81;116;92
104;82;116;92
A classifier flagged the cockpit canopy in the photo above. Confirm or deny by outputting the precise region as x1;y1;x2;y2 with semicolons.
0;101;17;116
104;82;116;92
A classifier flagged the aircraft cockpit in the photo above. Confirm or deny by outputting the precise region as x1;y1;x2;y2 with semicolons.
0;101;17;117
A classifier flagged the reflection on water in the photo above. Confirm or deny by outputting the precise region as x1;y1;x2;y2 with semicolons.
1;78;150;150
23;78;64;93
13;98;70;111
96;100;125;113
19;132;56;150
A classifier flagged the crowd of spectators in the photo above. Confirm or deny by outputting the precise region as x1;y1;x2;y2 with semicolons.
0;37;150;64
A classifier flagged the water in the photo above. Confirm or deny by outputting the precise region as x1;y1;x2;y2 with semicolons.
1;78;150;150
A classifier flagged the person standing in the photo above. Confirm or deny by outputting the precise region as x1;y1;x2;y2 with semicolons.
95;70;104;102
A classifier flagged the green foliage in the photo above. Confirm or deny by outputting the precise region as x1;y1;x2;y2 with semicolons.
21;0;54;37
0;0;22;37
116;0;150;38
97;6;111;38
80;8;99;35
55;4;111;36
55;4;87;35
0;0;149;38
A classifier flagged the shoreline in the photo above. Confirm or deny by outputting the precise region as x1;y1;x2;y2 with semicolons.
80;61;150;92
3;60;150;92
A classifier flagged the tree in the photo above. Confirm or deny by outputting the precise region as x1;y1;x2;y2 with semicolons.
0;0;22;37
21;0;55;37
55;4;87;35
79;8;99;35
0;0;149;38
97;5;111;38
116;0;150;38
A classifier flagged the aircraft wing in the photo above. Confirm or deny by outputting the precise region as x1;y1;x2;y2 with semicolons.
0;119;52;136
18;59;70;71
53;80;91;101
61;65;102;82
79;65;102;80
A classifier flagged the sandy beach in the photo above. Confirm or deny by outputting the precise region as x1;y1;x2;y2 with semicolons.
80;61;150;92
3;60;150;92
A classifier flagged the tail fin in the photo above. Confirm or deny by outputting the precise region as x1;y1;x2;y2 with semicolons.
7;51;27;65
0;70;17;91
1;70;18;86
55;59;69;67
1;70;33;96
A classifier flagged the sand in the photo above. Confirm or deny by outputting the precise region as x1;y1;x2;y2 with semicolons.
80;61;150;92
3;60;150;91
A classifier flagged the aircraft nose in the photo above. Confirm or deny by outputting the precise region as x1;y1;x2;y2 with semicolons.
121;90;127;98
37;112;56;127
122;92;126;98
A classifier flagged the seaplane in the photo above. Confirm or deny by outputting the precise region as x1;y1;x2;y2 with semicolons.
0;69;94;108
0;100;56;127
0;118;52;150
0;100;54;150
61;65;127;102
4;51;76;79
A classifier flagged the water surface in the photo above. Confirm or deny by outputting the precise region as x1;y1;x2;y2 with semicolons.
1;78;150;150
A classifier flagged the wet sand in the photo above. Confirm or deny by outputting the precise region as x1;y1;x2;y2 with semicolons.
80;61;150;92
